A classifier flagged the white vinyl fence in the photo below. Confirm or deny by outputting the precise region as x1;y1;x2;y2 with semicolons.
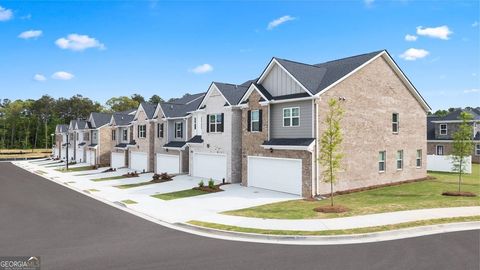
427;155;472;173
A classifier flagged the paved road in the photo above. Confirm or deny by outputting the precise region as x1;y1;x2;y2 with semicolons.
0;162;478;270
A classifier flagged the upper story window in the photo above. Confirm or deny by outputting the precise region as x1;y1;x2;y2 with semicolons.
175;122;183;138
396;150;403;170
476;144;480;156
436;145;444;155
123;129;128;141
84;132;89;141
416;149;422;168
283;107;300;127
92;132;97;141
157;123;164;138
208;114;223;133
111;130;116;141
193;117;197;130
138;125;146;138
251;110;260;132
439;124;447;135
76;133;79;140
392;113;399;133
378;151;386;172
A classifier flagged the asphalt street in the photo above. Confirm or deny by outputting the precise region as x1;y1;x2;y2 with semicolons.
0;162;478;270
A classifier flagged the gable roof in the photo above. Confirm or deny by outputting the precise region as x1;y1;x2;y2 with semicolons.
212;82;250;105
168;92;205;105
90;112;113;128
112;113;134;126
56;124;69;133
160;96;205;118
140;102;158;119
427;115;440;140
76;120;87;130
440;109;480;121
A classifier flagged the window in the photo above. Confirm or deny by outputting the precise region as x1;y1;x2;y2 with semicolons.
92;132;97;141
436;145;444;155
84;132;89;141
111;130;116;141
175;122;183;138
283;107;300;127
392;113;399;133
396;150;403;170
208;114;223;133
251;110;260;132
416;149;422;168
123;129;128;141
76;133;79;140
440;124;447;135
157;123;164;138
476;144;480;156
379;151;386;172
193;117;197;130
138;125;146;138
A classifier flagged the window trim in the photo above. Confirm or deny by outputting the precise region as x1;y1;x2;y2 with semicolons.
250;110;260;132
392;113;399;133
282;107;300;127
209;114;223;133
111;129;116;141
475;144;480;156
378;151;386;173
416;149;422;168
193;117;197;131
175;122;183;138
122;129;128;141
138;125;146;139
396;150;403;170
439;124;447;135
436;145;444;155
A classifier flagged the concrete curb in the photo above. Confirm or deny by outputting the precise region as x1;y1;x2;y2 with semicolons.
12;161;480;246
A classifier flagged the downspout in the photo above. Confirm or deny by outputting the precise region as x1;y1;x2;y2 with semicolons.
314;98;320;196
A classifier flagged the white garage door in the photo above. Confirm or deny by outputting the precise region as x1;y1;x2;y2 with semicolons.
85;150;95;165
61;147;66;160
248;156;302;195
192;152;227;181
156;154;180;174
76;148;84;163
68;148;75;162
111;152;126;169
130;152;148;172
54;148;59;159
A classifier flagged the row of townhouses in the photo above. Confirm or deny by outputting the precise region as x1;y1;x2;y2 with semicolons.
54;49;433;197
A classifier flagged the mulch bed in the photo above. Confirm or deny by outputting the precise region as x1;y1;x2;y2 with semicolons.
442;191;477;197
314;205;350;213
122;172;139;178
193;185;223;193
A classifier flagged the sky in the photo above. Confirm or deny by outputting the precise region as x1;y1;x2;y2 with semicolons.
0;0;478;111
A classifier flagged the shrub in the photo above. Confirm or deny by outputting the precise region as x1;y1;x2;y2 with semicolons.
208;179;215;189
160;172;172;180
198;180;205;188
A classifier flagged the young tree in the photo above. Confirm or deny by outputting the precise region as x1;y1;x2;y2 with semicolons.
318;98;345;206
451;111;474;192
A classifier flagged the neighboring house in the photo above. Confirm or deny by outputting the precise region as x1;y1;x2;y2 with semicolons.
109;111;136;169
129;102;158;172
153;93;205;174
86;112;113;166
72;119;89;163
54;124;69;160
67;120;77;162
187;82;249;183
427;109;480;164
239;50;430;197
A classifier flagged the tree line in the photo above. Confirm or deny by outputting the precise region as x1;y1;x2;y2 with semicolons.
0;93;173;150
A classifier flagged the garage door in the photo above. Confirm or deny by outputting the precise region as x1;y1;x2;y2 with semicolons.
156;154;180;174
61;147;66;160
54;148;59;159
85;150;95;165
68;148;75;162
192;152;226;181
130;152;148;172
111;152;126;169
248;156;302;195
76;148;84;163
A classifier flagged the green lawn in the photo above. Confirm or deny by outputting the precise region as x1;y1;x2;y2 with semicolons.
121;199;138;204
152;189;209;201
84;188;99;192
188;216;480;236
56;166;95;173
92;175;131;182
114;181;154;189
224;164;480;219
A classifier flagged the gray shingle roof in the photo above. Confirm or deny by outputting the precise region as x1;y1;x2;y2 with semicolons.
213;82;250;105
163;141;187;148
140;102;158;119
91;112;113;128
113;113;134;126
441;109;480;121
160;93;206;118
427;116;440;140
187;135;203;144
76;120;87;130
168;92;205;105
262;138;315;146
56;124;69;133
273;50;383;95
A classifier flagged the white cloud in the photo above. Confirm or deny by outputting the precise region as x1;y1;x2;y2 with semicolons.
267;15;295;30
190;64;213;74
416;25;452;40
18;30;43;39
472;21;479;27
399;48;429;61
364;0;375;6
52;71;74;80
404;34;417;41
0;6;13;21
55;34;105;51
33;74;46;82
464;88;479;94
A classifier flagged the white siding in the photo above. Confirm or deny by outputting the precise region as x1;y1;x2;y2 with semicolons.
262;63;304;97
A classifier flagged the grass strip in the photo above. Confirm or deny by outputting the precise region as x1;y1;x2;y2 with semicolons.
121;199;138;204
188;216;480;236
92;175;129;182
56;166;95;173
115;181;154;189
152;189;209;201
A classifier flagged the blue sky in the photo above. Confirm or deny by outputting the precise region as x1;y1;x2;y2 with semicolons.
0;0;478;110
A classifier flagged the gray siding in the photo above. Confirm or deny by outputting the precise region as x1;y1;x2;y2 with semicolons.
270;100;313;138
91;130;98;144
167;119;187;142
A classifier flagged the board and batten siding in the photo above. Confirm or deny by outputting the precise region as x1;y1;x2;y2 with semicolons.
262;64;304;97
270;100;313;138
